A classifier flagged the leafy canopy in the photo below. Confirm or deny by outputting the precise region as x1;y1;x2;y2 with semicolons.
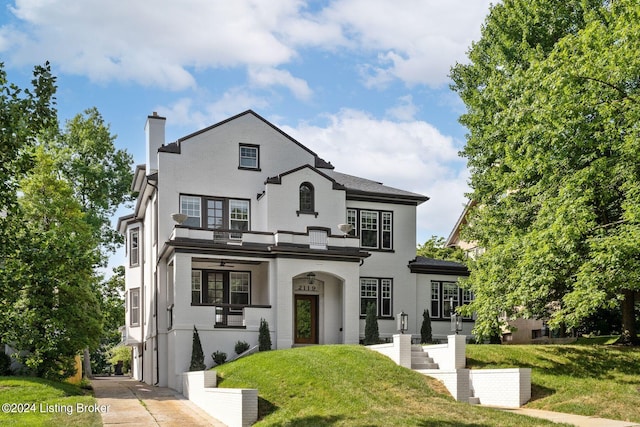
451;0;640;342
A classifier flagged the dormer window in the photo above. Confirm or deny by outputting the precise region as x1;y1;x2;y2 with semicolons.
239;144;260;170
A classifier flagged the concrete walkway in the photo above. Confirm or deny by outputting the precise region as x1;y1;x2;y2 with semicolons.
91;376;226;426
499;407;640;427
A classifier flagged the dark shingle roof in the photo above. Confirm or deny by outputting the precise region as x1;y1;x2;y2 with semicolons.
324;170;428;205
408;256;469;276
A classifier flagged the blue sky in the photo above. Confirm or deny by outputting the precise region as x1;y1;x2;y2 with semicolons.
0;0;493;270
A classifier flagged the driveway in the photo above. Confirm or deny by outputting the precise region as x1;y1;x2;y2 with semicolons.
91;376;226;426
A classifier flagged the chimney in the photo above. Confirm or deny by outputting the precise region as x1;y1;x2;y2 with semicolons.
145;112;166;175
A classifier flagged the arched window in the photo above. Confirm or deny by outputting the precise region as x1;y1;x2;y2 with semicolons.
299;182;314;213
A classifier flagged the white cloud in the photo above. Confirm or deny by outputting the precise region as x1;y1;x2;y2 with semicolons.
385;95;418;121
248;66;313;101
1;0;491;90
281;109;469;238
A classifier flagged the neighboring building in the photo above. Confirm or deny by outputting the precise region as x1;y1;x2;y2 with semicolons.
445;201;544;344
117;110;472;391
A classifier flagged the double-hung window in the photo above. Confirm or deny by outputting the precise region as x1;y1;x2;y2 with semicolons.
129;228;140;267
346;208;393;250
239;144;259;170
430;281;474;320
180;195;250;238
180;195;201;227
130;288;140;326
359;278;393;318
191;270;251;309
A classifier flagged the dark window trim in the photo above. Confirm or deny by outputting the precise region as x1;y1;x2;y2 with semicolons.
347;208;394;251
129;228;140;267
238;143;261;171
430;280;474;321
191;269;252;307
179;194;251;234
359;277;394;319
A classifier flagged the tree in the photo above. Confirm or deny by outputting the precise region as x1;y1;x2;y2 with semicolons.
189;326;206;371
363;303;379;345
417;236;466;263
2;148;102;379
452;0;640;344
91;267;126;374
259;318;272;351
420;310;433;344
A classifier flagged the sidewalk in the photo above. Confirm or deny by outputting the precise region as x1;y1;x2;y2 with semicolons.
499;407;640;427
91;376;226;427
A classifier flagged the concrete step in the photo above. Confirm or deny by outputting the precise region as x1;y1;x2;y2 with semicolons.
411;355;435;364
469;397;481;405
411;362;439;370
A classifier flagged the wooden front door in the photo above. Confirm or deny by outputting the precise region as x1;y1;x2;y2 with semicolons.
294;294;318;344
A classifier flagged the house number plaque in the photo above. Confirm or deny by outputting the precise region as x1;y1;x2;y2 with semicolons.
296;284;318;292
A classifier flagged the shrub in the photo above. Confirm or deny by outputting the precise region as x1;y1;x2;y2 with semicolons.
235;340;250;355
212;351;227;366
108;345;132;374
421;309;433;344
364;303;380;345
189;326;206;371
0;352;12;375
259;318;272;351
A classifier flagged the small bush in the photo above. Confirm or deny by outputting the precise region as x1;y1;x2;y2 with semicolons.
259;318;272;351
235;341;250;355
421;309;433;344
212;351;227;366
364;303;380;345
189;326;206;371
0;352;12;375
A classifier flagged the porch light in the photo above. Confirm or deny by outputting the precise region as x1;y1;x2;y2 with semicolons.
450;298;463;334
306;272;316;284
171;213;188;224
397;311;408;334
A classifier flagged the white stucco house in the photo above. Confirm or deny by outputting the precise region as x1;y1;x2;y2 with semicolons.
117;110;472;391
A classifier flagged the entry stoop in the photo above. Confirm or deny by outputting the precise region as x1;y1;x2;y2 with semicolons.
411;345;439;370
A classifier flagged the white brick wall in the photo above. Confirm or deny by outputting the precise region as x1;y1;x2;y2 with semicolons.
469;368;531;407
182;371;258;427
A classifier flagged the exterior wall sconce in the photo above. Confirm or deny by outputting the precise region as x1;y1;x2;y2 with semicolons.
171;213;188;224
397;311;408;334
450;298;463;334
306;272;316;284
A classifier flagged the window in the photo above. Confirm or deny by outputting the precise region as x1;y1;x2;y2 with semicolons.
192;270;251;308
299;182;315;213
360;278;393;317
347;209;393;249
360;211;378;248
229;200;249;238
239;144;259;169
130;288;140;326
179;195;250;237
129;228;139;267
430;281;474;320
180;195;201;227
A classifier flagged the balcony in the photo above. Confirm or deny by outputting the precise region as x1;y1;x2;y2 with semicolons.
190;303;273;329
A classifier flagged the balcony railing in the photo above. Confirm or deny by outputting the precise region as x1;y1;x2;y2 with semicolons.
191;303;272;328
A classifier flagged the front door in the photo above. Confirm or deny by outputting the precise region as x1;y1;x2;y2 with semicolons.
294;294;318;344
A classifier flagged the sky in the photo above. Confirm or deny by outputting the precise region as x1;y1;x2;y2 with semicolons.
0;0;494;270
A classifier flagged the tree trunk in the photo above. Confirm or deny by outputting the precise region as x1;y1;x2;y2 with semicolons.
621;289;637;345
83;347;93;379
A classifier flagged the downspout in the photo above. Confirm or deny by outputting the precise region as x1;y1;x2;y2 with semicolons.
147;182;161;386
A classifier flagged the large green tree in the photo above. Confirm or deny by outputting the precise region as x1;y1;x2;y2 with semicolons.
452;0;640;343
2;148;102;379
417;236;466;263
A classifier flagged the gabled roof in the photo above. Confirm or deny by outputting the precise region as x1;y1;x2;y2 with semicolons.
265;164;346;190
408;256;469;276
158;110;334;169
445;199;476;247
324;170;429;205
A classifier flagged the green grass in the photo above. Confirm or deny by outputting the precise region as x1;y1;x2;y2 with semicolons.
466;342;640;423
216;345;567;426
0;377;101;426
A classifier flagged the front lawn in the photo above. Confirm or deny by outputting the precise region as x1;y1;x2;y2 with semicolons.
466;343;640;423
0;377;101;426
